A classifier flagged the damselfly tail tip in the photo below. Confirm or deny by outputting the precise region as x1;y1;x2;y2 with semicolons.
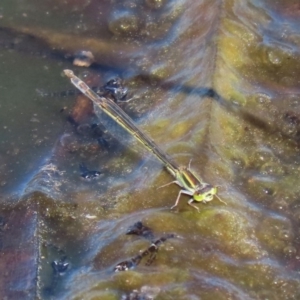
63;69;74;78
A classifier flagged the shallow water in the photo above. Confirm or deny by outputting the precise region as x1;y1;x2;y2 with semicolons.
0;0;300;299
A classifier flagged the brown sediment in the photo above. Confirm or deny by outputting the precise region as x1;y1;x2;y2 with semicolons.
69;94;95;125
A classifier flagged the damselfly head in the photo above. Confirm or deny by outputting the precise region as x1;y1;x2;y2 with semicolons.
194;184;217;203
194;184;227;205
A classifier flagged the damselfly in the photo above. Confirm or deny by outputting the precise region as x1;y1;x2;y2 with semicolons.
64;70;225;211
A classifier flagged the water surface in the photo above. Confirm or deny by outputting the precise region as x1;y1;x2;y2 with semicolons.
0;0;300;299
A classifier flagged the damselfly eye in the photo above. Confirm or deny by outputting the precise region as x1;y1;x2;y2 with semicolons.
204;192;214;201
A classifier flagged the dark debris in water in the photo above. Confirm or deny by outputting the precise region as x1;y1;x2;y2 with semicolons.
126;221;154;240
51;258;69;276
37;76;128;103
114;221;175;272
79;162;102;180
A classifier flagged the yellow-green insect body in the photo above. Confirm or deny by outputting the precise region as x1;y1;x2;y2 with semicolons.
64;70;224;212
165;165;219;212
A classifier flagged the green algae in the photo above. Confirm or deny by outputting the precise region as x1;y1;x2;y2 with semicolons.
257;214;294;255
195;208;262;259
74;269;189;299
